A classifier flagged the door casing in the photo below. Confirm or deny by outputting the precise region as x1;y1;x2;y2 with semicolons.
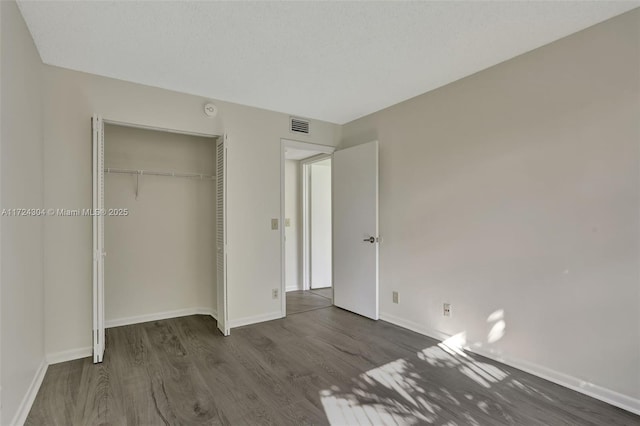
280;139;335;316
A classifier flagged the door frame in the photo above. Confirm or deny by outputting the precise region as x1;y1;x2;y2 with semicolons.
300;154;332;291
92;115;222;362
280;139;335;317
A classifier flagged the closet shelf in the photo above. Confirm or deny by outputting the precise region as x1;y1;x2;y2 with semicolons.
106;167;215;180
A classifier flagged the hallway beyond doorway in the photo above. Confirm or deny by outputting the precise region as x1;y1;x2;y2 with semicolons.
309;287;332;300
286;290;331;315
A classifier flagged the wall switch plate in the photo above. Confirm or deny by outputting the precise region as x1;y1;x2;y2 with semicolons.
443;303;452;317
271;218;279;230
392;291;399;304
272;288;279;299
285;218;291;227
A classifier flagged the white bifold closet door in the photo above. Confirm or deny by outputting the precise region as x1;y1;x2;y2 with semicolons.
92;114;106;363
216;135;230;336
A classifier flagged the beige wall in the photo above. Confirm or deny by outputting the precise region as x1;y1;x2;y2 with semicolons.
285;160;301;291
342;9;640;401
0;1;45;424
217;106;340;325
42;65;341;355
104;124;216;325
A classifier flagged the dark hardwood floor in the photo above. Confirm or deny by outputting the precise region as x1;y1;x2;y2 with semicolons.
309;287;333;300
287;290;332;314
27;293;639;425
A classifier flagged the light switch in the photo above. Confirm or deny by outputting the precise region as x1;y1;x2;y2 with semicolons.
271;218;279;230
285;218;291;227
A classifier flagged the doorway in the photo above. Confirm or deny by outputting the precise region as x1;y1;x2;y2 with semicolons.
281;140;334;316
281;138;380;320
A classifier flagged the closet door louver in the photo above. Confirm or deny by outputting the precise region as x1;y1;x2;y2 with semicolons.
92;114;106;363
216;135;229;335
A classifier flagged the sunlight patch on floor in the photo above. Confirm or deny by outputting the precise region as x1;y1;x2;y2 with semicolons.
320;358;440;425
319;317;560;426
419;332;509;389
318;332;512;425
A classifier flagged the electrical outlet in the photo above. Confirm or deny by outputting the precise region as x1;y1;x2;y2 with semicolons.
392;291;398;304
272;288;279;299
443;303;452;317
271;218;279;230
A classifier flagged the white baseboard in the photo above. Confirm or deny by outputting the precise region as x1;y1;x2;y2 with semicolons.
469;345;640;416
10;360;48;426
46;308;218;366
46;346;93;365
18;308;221;425
286;285;301;292
228;311;282;329
379;312;640;416
105;307;217;328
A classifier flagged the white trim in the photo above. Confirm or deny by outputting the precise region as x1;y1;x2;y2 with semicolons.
280;142;286;316
379;312;640;416
286;285;301;292
379;312;451;342
216;134;229;336
46;347;93;365
10;361;47;426
47;308;219;365
228;311;283;329
103;119;219;139
281;139;335;154
301;161;310;291
105;307;217;329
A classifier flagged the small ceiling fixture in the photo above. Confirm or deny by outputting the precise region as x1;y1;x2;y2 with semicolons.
204;103;218;118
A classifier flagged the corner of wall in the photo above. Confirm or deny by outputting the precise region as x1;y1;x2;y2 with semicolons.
1;1;47;424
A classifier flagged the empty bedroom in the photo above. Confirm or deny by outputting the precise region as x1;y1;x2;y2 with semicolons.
1;1;639;425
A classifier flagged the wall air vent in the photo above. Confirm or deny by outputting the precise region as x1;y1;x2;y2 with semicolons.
290;117;310;134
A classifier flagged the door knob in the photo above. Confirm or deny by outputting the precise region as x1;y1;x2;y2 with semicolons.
363;236;375;243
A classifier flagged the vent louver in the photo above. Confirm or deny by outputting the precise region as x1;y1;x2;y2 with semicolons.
290;117;310;134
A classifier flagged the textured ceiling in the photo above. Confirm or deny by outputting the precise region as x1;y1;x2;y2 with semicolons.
17;1;639;124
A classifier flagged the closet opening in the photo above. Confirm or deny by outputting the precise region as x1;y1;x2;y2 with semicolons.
91;116;227;363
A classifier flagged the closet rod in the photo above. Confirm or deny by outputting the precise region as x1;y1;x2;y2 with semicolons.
106;167;215;180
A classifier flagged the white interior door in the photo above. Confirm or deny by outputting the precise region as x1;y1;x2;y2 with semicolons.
92;114;106;363
216;135;230;336
332;140;379;320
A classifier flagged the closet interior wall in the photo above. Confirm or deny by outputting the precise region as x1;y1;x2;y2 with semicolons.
104;124;217;326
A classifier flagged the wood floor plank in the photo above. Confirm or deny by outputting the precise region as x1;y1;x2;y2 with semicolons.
108;324;168;425
26;292;640;425
25;359;84;426
309;287;332;300
173;316;280;425
286;290;332;315
143;319;229;425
